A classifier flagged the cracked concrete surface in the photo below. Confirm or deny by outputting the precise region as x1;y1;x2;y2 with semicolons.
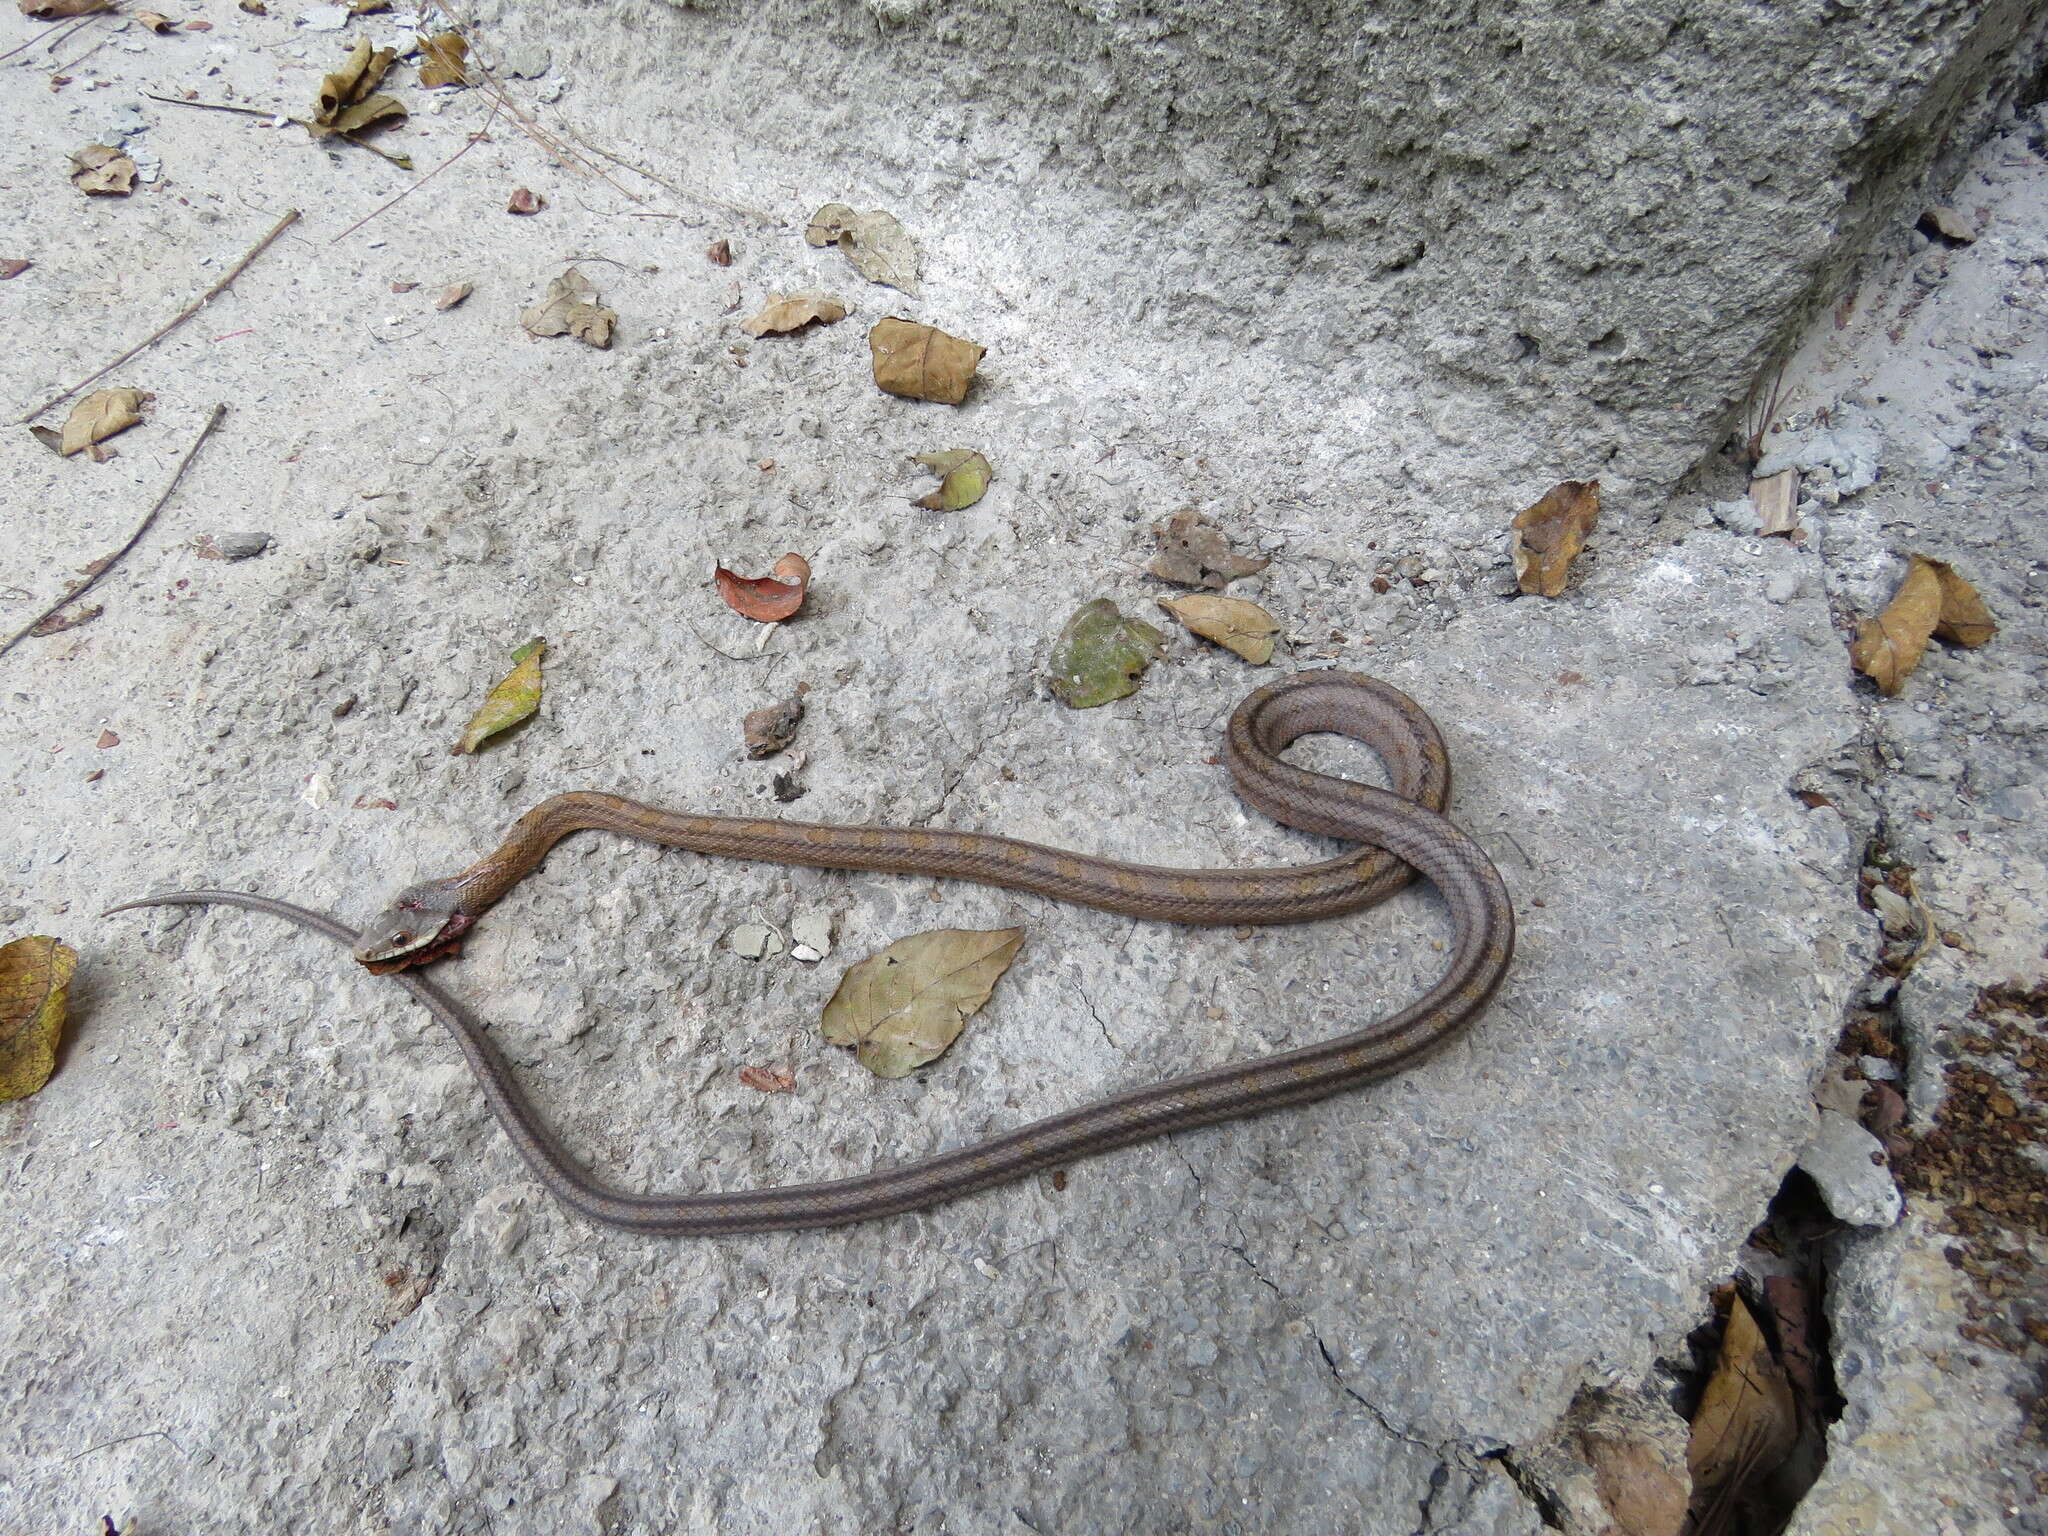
3;2;2047;1532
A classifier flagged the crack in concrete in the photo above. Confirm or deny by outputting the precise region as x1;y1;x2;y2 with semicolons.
920;692;1028;826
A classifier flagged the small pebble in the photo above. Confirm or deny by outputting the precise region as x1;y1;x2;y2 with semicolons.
728;923;784;961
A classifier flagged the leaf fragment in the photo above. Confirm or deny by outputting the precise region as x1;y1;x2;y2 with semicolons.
309;36;405;139
418;30;470;88
805;203;919;294
505;186;544;215
706;239;733;266
1749;469;1800;537
436;281;472;311
451;636;544;755
911;449;992;511
134;9;173;30
19;0;110;16
58;388;148;457
1048;598;1165;708
0;260;30;280
519;267;615;348
69;144;135;196
821;928;1024;1078
869;318;983;405
1147;509;1268;588
743;683;809;759
715;553;810;623
0;935;76;1102
1849;554;1996;694
1686;1292;1799;1517
28;604;101;636
1510;479;1600;597
1158;593;1281;664
739;1065;795;1093
739;291;846;338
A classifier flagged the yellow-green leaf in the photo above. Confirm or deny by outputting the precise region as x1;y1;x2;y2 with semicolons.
0;935;77;1101
911;449;992;511
820;928;1024;1078
1048;598;1163;709
1157;593;1281;664
451;636;544;755
59;387;148;456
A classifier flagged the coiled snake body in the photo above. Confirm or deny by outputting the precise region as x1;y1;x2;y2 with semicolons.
111;673;1514;1236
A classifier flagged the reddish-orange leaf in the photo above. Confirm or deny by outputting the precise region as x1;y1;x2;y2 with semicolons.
739;1065;796;1094
715;552;810;623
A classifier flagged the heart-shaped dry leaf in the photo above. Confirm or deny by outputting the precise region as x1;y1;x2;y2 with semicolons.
1849;553;1997;694
451;636;544;755
821;927;1024;1078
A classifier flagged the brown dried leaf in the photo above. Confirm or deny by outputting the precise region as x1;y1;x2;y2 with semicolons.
96;729;120;748
1927;558;1996;648
0;259;30;280
134;9;173;30
805;203;919;294
707;239;733;266
739;292;846;338
1148;509;1268;588
505;186;544;215
1687;1292;1798;1519
237;0;266;13
0;935;77;1102
28;604;101;637
311;37;402;136
519;267;615;348
1157;594;1282;664
820;927;1024;1078
69;144;135;196
739;1065;795;1093
1849;554;1994;695
743;683;809;759
417;29;469;88
435;281;472;311
59;387;148;456
868;318;983;405
1511;479;1600;597
715;552;809;623
450;636;544;755
347;0;389;12
18;0;110;16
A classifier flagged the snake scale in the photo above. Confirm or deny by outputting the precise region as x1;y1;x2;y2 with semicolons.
109;672;1514;1236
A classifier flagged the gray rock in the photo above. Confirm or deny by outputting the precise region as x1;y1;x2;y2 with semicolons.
1797;1109;1902;1228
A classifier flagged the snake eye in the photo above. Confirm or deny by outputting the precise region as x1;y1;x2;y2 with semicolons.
395;930;413;943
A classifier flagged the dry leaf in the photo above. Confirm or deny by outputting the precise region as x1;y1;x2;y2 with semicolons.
911;449;992;511
805;203;919;294
451;636;544;754
28;604;101;636
1919;206;1977;244
743;683;809;759
18;0;110;15
0;260;30;280
238;0;267;13
309;35;404;138
1750;469;1799;536
69;144;135;196
739;1065;795;1093
1148;509;1268;588
739;292;846;338
436;281;472;311
1687;1292;1799;1521
821;928;1024;1078
96;729;119;748
58;388;148;456
417;30;469;88
1850;554;1996;694
869;318;983;404
506;187;544;215
1158;593;1281;664
347;0;389;12
134;9;173;29
715;552;809;623
0;936;77;1102
1511;479;1600;597
707;239;733;266
1048;599;1165;709
181;18;210;29
519;267;615;348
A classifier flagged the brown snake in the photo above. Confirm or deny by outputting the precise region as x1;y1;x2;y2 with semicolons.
109;673;1514;1236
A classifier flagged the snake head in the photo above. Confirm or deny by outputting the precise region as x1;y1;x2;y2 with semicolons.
353;879;475;973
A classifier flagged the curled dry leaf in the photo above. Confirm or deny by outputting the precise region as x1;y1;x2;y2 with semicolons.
869;318;983;405
70;145;136;196
436;281;472;311
1148;509;1268;588
1849;554;1997;695
707;239;733;266
417;30;469;89
1158;593;1282;664
739;1065;795;1094
739;292;846;338
1048;598;1165;709
715;552;810;623
1511;479;1600;597
820;927;1024;1079
451;636;544;755
805;203;919;294
310;36;405;138
134;9;173;30
58;388;149;457
743;683;809;759
0;935;77;1102
520;267;615;348
911;449;992;511
506;187;544;215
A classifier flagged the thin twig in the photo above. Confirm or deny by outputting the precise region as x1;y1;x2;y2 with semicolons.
143;94;415;169
0;405;226;663
330;96;503;244
0;10;95;66
140;91;276;119
559;121;778;227
14;209;299;425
